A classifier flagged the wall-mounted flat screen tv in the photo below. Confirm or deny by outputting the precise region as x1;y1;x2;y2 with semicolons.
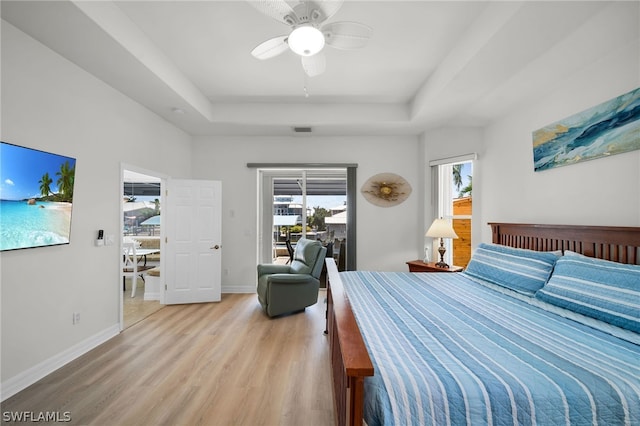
0;141;76;251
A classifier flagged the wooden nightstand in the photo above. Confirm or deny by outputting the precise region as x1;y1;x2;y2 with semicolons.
406;260;463;273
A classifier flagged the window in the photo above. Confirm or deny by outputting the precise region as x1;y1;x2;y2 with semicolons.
430;155;475;268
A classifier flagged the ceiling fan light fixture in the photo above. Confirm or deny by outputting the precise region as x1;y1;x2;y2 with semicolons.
288;25;325;56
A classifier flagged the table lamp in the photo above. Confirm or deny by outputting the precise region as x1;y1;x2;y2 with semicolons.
425;218;459;268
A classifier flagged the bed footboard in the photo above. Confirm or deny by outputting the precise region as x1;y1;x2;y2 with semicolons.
325;259;374;426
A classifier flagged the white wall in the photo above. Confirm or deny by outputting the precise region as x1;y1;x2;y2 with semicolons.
1;22;192;396
478;34;640;242
191;135;422;292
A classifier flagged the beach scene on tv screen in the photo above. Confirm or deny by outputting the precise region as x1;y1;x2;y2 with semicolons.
0;142;76;251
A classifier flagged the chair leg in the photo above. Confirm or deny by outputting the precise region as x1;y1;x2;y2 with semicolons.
130;273;137;298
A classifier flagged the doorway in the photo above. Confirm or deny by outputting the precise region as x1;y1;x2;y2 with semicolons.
121;166;165;329
257;168;350;272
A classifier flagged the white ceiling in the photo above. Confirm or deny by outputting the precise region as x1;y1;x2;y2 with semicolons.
2;1;637;137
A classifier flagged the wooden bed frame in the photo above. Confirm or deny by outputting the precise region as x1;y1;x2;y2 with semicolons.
325;223;640;426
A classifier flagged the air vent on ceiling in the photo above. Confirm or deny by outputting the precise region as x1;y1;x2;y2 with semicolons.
293;126;312;133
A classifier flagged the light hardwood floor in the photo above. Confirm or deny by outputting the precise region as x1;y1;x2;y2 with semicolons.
123;277;164;329
2;291;335;425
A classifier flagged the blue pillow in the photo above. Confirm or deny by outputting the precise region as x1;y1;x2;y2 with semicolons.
536;253;640;333
464;243;560;295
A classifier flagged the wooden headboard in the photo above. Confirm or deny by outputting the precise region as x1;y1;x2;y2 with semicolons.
489;222;640;265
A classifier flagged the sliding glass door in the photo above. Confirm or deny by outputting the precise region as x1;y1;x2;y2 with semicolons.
256;167;352;269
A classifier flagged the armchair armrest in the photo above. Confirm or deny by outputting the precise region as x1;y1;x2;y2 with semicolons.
266;273;315;285
257;263;291;277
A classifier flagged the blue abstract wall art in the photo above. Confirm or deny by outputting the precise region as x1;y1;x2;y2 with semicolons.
532;87;640;172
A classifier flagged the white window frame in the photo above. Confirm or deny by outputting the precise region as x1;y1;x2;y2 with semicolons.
429;154;476;266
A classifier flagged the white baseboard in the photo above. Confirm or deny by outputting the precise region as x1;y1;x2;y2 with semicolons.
1;324;120;402
143;292;160;300
222;285;255;294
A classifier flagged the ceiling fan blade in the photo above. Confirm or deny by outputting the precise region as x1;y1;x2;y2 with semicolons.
323;21;372;50
251;36;289;60
303;0;344;23
301;52;326;77
246;0;297;26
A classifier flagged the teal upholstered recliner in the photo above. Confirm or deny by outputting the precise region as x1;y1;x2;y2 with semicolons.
257;238;327;317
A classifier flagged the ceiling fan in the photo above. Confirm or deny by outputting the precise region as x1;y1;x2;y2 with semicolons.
248;0;372;77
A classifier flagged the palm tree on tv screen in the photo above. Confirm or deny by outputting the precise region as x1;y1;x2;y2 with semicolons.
39;172;52;198
56;161;75;202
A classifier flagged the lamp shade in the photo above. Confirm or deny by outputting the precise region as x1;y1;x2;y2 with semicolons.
288;25;325;56
425;218;458;239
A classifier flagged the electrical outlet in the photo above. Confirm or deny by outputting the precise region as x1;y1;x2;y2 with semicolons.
72;312;80;325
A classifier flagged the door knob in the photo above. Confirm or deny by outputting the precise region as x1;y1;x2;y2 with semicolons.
211;245;220;250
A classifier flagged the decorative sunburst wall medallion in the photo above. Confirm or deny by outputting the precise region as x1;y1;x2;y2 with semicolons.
361;173;412;207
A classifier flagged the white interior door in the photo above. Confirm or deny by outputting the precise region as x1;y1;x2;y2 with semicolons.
165;179;221;304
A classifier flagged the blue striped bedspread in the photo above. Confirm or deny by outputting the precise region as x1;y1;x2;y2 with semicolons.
340;271;640;426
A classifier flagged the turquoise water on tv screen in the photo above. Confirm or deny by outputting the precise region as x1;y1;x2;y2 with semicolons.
0;200;71;251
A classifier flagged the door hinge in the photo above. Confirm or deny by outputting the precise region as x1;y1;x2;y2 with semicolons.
165;284;167;290
165;237;168;243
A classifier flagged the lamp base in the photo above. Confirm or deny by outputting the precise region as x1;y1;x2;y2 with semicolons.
436;239;449;268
